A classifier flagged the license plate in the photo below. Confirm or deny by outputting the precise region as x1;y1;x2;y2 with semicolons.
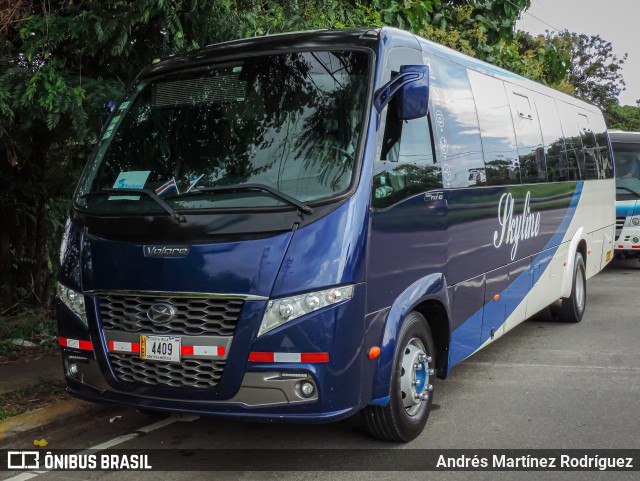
140;335;181;362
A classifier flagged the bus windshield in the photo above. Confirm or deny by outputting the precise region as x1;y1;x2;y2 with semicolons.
612;141;640;197
75;50;370;214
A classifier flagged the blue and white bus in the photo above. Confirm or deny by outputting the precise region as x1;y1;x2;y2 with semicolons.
56;27;615;442
610;131;640;256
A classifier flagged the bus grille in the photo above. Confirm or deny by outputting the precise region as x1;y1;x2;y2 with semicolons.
109;353;225;389
615;217;625;241
98;295;243;336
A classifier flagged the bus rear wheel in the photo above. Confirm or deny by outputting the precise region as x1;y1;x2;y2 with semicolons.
558;252;586;323
362;311;435;442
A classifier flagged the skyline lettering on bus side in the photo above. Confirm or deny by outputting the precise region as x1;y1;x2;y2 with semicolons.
493;191;541;260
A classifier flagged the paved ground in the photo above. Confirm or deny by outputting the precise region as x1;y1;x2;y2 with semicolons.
2;257;639;480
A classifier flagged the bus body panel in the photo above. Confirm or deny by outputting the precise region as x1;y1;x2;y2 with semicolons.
80;231;293;296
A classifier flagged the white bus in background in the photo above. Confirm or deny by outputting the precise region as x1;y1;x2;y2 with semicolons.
610;131;640;257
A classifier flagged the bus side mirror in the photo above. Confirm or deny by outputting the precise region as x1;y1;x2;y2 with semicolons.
397;65;429;120
374;65;429;120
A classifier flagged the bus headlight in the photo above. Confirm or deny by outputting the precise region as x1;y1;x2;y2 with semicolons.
56;283;87;324
258;285;354;337
632;217;640;226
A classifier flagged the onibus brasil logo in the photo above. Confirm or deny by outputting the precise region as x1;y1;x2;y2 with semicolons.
493;191;541;260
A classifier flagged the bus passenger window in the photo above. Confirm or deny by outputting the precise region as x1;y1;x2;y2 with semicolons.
591;114;614;179
468;70;520;186
427;57;485;188
373;97;440;208
557;102;584;181
508;90;547;183
578;113;599;180
534;94;565;182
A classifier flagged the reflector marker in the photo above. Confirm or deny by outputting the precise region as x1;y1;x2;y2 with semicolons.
180;345;225;357
248;352;329;363
58;337;93;351
108;341;140;353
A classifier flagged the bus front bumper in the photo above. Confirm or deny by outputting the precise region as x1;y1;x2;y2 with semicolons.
63;355;359;423
615;222;640;251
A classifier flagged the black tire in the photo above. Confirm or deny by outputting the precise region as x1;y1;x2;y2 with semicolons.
361;311;435;442
558;252;587;323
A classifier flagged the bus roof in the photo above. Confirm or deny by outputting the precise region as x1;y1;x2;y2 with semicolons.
609;131;640;143
140;28;380;80
140;26;600;115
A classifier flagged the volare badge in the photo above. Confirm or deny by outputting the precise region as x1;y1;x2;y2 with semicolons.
144;245;191;257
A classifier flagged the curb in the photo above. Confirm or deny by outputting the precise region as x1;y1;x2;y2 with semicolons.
0;398;117;448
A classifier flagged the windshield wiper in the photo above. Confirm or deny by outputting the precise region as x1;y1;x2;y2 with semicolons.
176;183;314;215
616;186;640;197
81;188;187;223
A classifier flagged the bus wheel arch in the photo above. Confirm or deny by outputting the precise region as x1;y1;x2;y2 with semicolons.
412;300;450;379
576;239;587;268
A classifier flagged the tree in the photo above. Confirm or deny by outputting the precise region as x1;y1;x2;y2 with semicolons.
548;30;627;108
410;1;569;87
0;0;382;308
605;105;640;132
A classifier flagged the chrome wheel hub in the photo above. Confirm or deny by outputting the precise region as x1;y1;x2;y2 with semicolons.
400;337;433;416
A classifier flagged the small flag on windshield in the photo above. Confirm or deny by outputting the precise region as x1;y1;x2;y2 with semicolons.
156;178;178;196
186;174;204;193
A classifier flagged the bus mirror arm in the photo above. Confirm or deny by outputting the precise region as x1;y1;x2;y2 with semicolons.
374;65;430;121
100;100;117;128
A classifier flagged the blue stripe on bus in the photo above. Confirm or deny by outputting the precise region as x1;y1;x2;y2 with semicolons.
449;181;584;368
616;201;637;218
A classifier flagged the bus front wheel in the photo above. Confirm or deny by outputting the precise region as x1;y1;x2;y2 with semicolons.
362;311;435;442
558;252;587;323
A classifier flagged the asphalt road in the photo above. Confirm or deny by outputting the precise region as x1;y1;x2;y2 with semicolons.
2;257;640;480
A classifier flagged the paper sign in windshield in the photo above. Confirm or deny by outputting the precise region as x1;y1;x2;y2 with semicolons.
109;171;151;200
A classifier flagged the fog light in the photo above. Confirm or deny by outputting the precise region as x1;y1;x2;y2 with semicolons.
633;237;640;244
69;363;79;376
300;381;315;397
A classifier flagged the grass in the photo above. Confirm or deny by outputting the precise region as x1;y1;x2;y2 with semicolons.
0;308;58;362
0;379;68;421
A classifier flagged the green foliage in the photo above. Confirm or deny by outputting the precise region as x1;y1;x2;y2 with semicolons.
605;105;640;132
0;0;384;309
408;1;569;87
374;0;438;31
